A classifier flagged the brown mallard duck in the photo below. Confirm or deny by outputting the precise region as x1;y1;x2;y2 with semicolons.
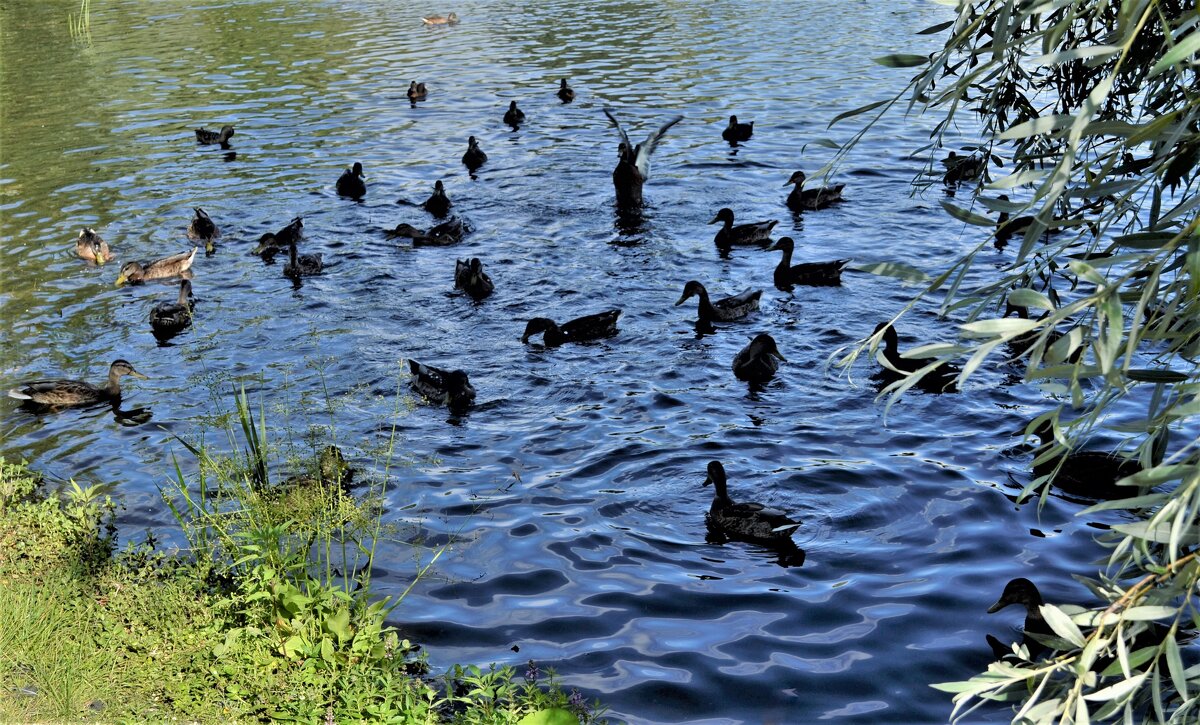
768;237;850;289
116;248;197;285
462;136;487;170
252;217;304;257
75;228;111;265
872;322;959;392
675;281;760;322
336;162;366;199
409;360;475;411
721;115;753;143
407;81;428;102
709;207;777;249
283;238;323;279
522;310;621;346
8;359;148;408
421;12;458;25
785;170;845;211
1019;419;1145;499
386;217;466;246
557;78;575;103
503;101;526;127
195;125;235;148
422;180;452;217
732;333;786;383
604;108;683;208
186;208;220;254
455;258;493;300
703;460;801;542
150;279;194;338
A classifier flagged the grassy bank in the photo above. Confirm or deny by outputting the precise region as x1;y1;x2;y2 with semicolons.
0;455;604;723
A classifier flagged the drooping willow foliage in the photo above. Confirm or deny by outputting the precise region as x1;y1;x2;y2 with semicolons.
831;0;1199;722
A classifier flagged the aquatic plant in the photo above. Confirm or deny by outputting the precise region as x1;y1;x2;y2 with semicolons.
67;0;91;41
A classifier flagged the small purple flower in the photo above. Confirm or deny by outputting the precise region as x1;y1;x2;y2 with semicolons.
324;705;335;725
524;659;540;684
568;688;586;710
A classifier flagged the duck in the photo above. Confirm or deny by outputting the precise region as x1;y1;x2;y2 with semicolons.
195;125;235;148
421;12;458;25
557;78;575;103
522;310;622;346
942;151;986;185
408;360;475;411
387;217;467;246
709;207;777;249
675;281;761;322
732;333;786;383
283;238;323;279
422;180;452;217
336;162;366;199
149;279;194;338
703;460;801;542
116;248;197;285
8;359;148;408
603;108;683;208
252;217;304;257
872;322;959;392
186;208;220;254
462;136;487;171
1021;419;1144;499
455;258;494;300
987;578;1053;660
768;237;850;288
785;170;845;211
503;100;526;127
278;445;355;493
721;115;753;143
75;227;111;265
1003;303;1074;362
407;81;427;102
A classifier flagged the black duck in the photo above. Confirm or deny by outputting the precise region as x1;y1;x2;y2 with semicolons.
942;151;986;185
721;115;753;143
150;279;194;338
732;333;786;383
75;227;110;265
675;280;760;322
8;359;148;408
422;180;452;217
987;578;1052;660
283;238;323;279
409;360;475;411
116;248;197;285
454;258;493;300
709;207;777;249
503;101;525;127
407;81;427;102
785;170;845;211
186;208;220;254
252;217;304;257
462;136;487;170
557;78;575;103
768;237;850;288
1021;419;1144;499
336;162;366;199
703;460;801;542
522;310;621;346
872;322;959;392
603;108;683;208
195;125;235;148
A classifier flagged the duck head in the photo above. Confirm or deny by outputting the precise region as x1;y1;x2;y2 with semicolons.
178;278;194;303
351;161;364;178
432;179;446;195
675;280;708;306
708;207;735;226
987;577;1044;615
80;228;107;264
109;359;149;381
252;233;279;256
521;318;558;343
702;460;727;488
560;78;570;88
444;370;475;409
873;322;900;354
219;125;235;142
508;100;519;112
748;333;786;361
728;115;739;126
768;237;795;254
467;135;479;148
785;170;807;188
115;261;144;286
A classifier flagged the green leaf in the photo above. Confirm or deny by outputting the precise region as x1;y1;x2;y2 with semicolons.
517;708;580;725
1041;603;1087;647
1124;369;1188;383
1008;288;1054;310
1082;673;1145;702
1166;633;1189;700
1149;32;1200;77
999;114;1074;140
828;100;889;128
874;53;929;68
917;20;955;35
959;318;1039;336
1034;45;1121;65
852;261;929;283
940;200;994;226
1121;606;1178;621
326;607;352;643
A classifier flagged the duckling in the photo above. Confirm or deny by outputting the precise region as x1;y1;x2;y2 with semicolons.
116;248;197;285
283;238;323;279
407;81;427;102
732;333;786;383
280;445;355;491
422;180;452;217
557;78;575;103
75;227;111;265
522;310;622;346
408;360;475;411
709;207;777;249
503;100;526;127
421;12;458;25
768;237;850;289
186;208;220;254
721;115;753;143
703;460;801;542
1021;419;1144;499
336;162;366;199
149;279;194;338
195;125;235;148
785;170;845;211
462;136;487;171
872;322;959;392
8;359;148;408
942;151;986;185
987;578;1052;659
455;258;494;300
603;108;683;208
675;281;761;323
252;217;304;257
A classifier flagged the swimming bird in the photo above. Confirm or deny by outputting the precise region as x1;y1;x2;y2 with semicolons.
75;228;110;265
504;101;526;127
732;333;786;383
722;115;753;143
283;238;323;279
252;217;304;257
408;360;475;412
421;12;458;25
557;78;575;103
150;279;194;338
872;322;959;392
8;360;148;408
709;207;777;249
387;217;467;246
603;108;683;208
942;151;986;185
703;460;801;541
768;237;850;289
195;125;235;148
455;258;494;300
280;445;355;491
336;162;366;199
462;136;487;171
675;281;761;323
785;170;845;211
186;208;220;253
1021;419;1145;499
987;578;1052;659
116;248;197;285
522;310;622;346
407;81;427;102
422;180;452;217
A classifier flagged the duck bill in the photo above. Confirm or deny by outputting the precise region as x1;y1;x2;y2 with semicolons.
129;370;149;380
707;215;720;224
520;334;531;344
702;473;714;487
986;599;1009;614
95;252;107;265
773;351;788;362
115;273;127;286
673;294;689;306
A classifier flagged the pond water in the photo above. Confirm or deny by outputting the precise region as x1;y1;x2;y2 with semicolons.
0;1;1150;722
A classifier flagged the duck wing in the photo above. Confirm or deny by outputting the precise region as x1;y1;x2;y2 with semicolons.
786;259;850;286
561;309;622;341
714;289;762;311
633;115;683;181
147;248;197;276
408;360;449;399
732;219;778;243
9;379;103;404
602;108;632;154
